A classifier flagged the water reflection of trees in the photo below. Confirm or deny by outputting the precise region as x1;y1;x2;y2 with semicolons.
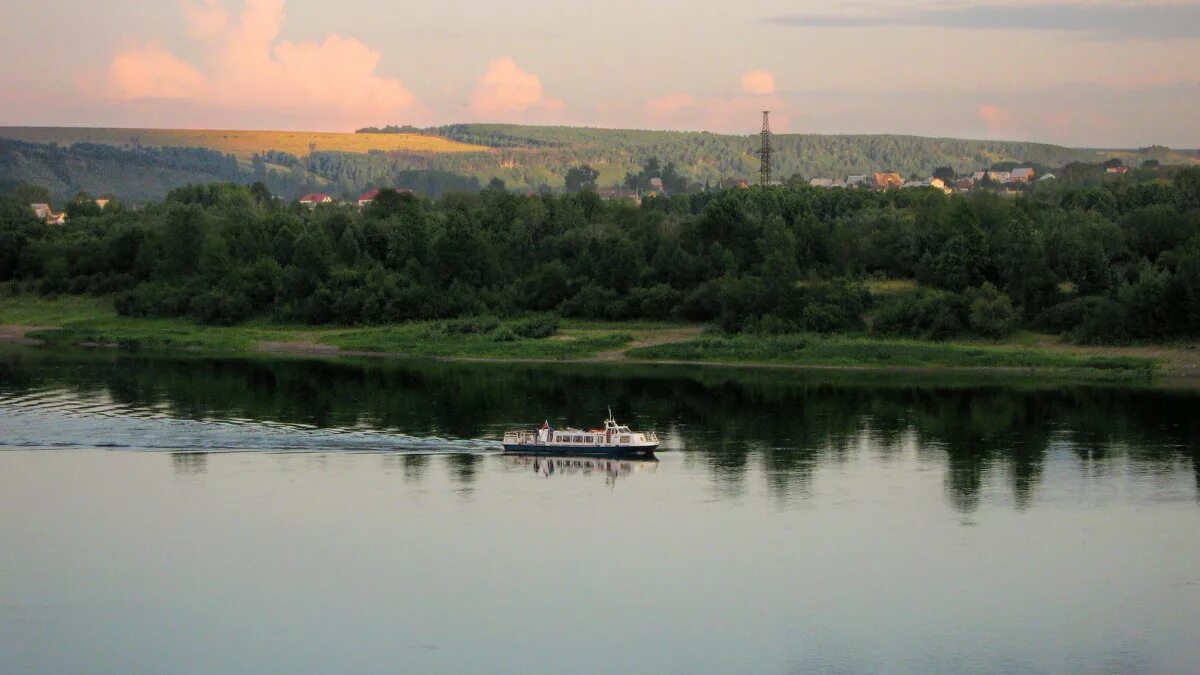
4;350;1198;511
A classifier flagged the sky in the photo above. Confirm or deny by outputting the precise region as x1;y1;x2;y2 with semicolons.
1;0;1198;147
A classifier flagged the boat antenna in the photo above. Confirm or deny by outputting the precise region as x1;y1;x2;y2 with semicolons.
607;406;614;422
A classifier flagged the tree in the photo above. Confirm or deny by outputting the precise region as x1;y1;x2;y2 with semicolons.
1176;167;1200;212
933;166;956;183
564;165;599;192
968;283;1018;338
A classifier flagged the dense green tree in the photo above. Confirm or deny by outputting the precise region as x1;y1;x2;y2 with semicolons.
564;165;599;192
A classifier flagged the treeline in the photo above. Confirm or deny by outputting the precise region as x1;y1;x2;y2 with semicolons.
2;169;1199;343
0;139;487;203
428;123;1159;187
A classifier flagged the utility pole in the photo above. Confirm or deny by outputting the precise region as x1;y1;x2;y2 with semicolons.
757;111;773;187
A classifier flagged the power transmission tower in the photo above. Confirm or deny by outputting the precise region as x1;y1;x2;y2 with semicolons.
757;111;773;187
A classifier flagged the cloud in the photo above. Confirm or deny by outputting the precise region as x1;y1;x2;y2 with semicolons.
645;92;696;117
183;0;230;40
740;70;776;95
764;2;1200;40
106;42;205;100
469;57;562;118
95;0;423;128
977;104;1016;135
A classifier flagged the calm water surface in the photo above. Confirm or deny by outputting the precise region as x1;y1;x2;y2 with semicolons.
1;348;1199;673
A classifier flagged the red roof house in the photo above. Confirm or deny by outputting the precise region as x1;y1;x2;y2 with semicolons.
299;193;333;207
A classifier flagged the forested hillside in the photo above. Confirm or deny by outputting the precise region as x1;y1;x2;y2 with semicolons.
3;169;1199;344
3;123;1196;202
426;124;1128;185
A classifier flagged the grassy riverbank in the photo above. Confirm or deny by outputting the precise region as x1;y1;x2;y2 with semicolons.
3;295;1193;380
626;334;1158;380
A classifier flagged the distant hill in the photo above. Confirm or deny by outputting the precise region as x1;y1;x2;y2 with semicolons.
1;123;1195;201
0;127;486;159
422;124;1198;187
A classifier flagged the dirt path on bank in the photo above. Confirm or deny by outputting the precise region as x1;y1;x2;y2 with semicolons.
0;325;50;346
1022;335;1200;380
587;325;706;362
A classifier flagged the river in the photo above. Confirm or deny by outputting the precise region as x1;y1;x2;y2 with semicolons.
1;347;1198;673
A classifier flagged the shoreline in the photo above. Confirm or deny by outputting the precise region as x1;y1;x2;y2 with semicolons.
4;322;1198;386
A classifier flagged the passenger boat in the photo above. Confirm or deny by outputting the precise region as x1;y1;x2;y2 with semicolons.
502;411;659;456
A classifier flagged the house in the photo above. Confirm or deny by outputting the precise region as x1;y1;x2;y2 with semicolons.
30;203;52;220
873;172;904;189
30;203;66;224
809;178;836;188
845;175;868;188
956;177;976;190
596;187;641;204
1106;166;1130;175
94;195;115;209
720;178;751;189
299;193;333;208
900;178;952;194
358;187;415;208
648;177;665;193
1038;173;1057;181
1011;168;1035;182
357;189;380;208
986;171;1013;183
971;171;987;182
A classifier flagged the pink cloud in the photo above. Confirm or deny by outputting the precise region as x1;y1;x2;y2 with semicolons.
639;91;790;134
106;42;205;100
469;57;562;119
977;104;1017;136
740;70;777;95
645;92;696;118
183;0;230;40
94;0;424;128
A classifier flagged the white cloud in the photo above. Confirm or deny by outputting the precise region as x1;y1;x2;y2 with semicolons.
469;57;563;119
96;0;424;128
740;70;776;95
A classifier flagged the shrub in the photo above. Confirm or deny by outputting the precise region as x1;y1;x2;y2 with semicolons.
437;315;501;335
189;287;253;326
872;288;968;340
491;327;519;342
800;303;844;334
967;283;1019;338
511;315;559;339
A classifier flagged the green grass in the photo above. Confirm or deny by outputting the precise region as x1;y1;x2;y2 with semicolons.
627;334;1157;380
0;294;116;325
1;295;633;359
320;323;634;360
0;295;1164;377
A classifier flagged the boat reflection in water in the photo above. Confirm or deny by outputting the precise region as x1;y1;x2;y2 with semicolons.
504;452;659;485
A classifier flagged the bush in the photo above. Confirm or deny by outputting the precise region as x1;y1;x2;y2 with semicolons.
189;288;253;326
800;303;844;334
872;288;968;340
967;283;1018;338
115;282;193;317
511;315;559;339
436;315;501;335
563;284;622;319
491;327;519;342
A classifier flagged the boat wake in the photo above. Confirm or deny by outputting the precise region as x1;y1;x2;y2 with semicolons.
0;389;502;454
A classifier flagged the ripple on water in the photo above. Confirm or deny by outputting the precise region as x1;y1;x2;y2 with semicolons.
0;388;500;454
